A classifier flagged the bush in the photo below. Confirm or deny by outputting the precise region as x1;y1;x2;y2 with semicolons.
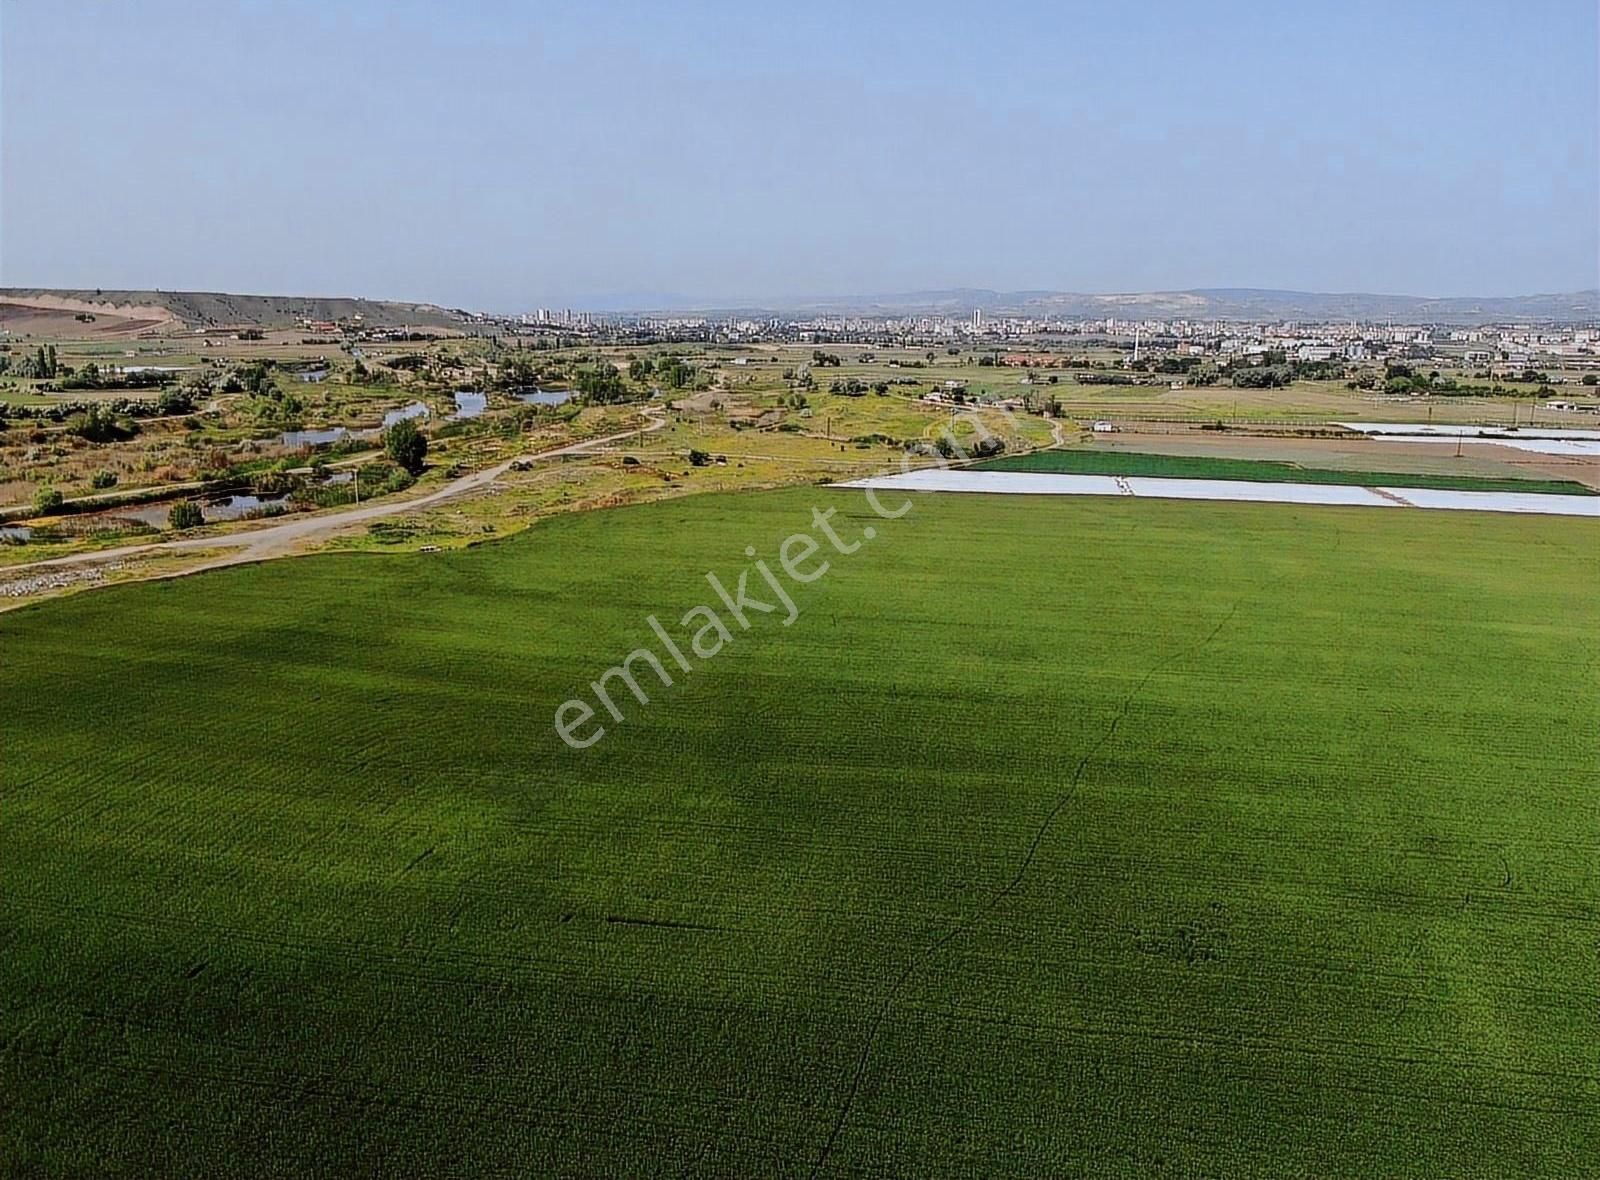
157;387;196;416
168;500;204;529
34;486;64;514
67;404;136;443
89;470;119;490
384;418;428;474
359;460;416;496
688;449;712;467
251;470;301;497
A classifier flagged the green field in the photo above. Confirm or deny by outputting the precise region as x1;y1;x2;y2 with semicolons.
975;446;1599;494
3;489;1597;1175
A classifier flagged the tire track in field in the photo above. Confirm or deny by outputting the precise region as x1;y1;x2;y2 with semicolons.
805;599;1241;1178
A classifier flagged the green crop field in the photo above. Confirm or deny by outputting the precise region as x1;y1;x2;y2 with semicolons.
3;489;1597;1176
975;446;1599;495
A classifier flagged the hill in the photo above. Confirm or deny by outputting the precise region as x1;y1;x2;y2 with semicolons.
0;289;473;333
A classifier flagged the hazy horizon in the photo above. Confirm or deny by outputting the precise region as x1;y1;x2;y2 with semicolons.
4;0;1597;310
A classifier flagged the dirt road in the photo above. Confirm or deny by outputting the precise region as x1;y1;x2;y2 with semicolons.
2;411;666;585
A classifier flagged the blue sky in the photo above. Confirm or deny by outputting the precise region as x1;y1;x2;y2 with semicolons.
3;0;1596;309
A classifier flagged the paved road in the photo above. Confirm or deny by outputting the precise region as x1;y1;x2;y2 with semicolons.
3;411;666;577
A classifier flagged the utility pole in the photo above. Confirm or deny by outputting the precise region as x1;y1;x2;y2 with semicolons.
353;468;360;504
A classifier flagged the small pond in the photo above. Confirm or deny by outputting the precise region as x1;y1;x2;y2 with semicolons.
202;494;291;522
382;402;430;428
281;427;348;448
517;388;573;407
452;391;487;419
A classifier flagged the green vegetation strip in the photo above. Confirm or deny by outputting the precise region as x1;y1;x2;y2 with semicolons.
2;490;1596;1175
975;446;1598;494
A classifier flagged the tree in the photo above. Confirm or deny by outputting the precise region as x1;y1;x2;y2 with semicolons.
90;470;119;490
575;363;629;403
59;361;103;390
1233;365;1292;390
239;360;276;395
384;417;428;474
34;486;64;514
688;449;712;466
656;355;697;390
168;500;204;529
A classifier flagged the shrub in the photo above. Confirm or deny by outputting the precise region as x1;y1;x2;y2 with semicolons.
359;460;416;496
90;470;119;490
251;470;301;497
168;500;205;529
34;486;64;514
157;387;196;416
67;404;136;443
688;449;712;467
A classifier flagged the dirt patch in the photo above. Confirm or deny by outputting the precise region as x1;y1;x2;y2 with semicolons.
0;298;178;338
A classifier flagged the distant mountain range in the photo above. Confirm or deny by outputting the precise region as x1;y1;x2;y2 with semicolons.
618;287;1600;325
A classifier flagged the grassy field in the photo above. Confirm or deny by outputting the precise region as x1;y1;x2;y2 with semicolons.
975;447;1600;494
3;490;1597;1176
